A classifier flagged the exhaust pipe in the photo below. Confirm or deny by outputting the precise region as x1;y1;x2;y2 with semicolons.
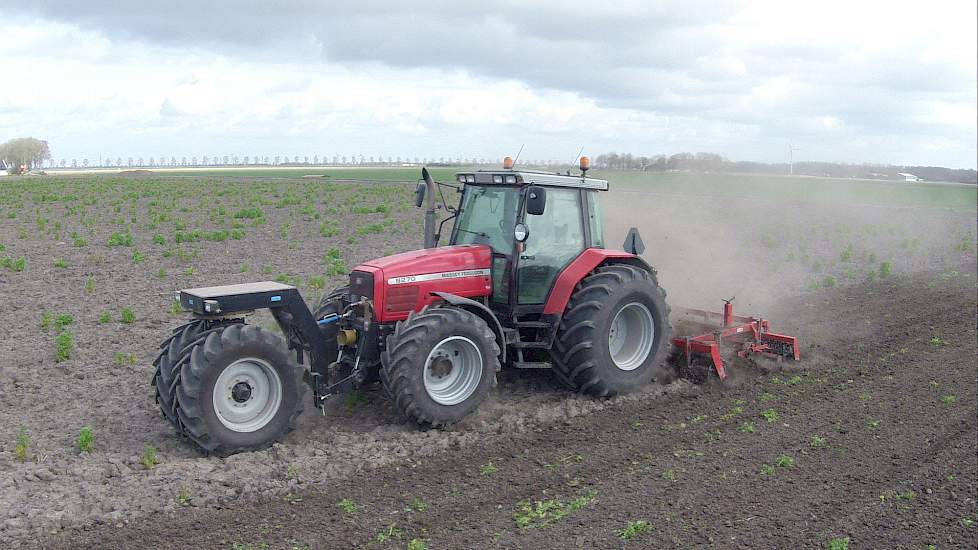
421;167;437;248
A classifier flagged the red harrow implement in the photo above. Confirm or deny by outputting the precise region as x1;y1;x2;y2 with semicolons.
671;298;800;382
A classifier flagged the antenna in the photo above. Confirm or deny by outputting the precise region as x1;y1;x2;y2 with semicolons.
571;146;584;167
512;144;524;167
788;143;801;175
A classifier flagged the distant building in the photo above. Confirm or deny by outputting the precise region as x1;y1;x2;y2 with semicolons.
897;172;920;182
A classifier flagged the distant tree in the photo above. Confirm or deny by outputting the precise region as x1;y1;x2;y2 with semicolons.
223;155;229;165
71;159;77;168
148;157;154;166
202;156;209;165
0;137;51;172
60;159;66;168
82;158;89;167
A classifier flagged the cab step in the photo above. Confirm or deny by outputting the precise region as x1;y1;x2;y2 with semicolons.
512;361;552;369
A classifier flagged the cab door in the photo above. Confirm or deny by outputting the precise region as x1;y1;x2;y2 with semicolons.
516;188;585;304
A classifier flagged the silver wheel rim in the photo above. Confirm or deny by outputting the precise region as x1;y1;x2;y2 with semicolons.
212;358;283;432
423;336;483;406
608;302;655;371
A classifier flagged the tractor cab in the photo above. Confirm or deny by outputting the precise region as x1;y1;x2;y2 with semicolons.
418;158;610;316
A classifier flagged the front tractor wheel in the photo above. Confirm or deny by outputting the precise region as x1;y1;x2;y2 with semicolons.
552;263;672;396
382;307;500;426
170;323;303;454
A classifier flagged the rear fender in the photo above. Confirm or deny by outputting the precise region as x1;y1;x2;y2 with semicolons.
542;248;655;315
430;292;506;364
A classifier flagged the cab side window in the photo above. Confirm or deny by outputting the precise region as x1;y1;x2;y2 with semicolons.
517;188;585;304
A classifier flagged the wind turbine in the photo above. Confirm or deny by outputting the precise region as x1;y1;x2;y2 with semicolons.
788;143;801;175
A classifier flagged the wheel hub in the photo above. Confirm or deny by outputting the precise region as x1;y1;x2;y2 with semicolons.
422;336;483;406
231;381;253;403
608;302;655;371
430;355;454;378
212;358;284;433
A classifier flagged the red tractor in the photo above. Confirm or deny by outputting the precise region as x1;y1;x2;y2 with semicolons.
155;160;795;454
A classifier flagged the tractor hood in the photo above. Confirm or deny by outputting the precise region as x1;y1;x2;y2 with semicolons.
353;245;494;322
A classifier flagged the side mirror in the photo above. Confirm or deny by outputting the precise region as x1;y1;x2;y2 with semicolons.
525;185;546;216
623;227;645;255
414;180;426;208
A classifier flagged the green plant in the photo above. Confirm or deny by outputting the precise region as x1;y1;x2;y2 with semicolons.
879;261;892;278
152;233;166;245
409;498;429;513
661;469;677;481
344;389;367;415
929;336;949;346
810;435;827;448
140;444;159;469
120;307;135;324
739;421;756;433
55;330;74;362
76;426;94;453
176;486;191;506
54;258;68;268
941;395;956;405
822;275;836;288
14;427;30;462
761;409;779;423
406;539;427;550
41;312;53;331
373;523;403;544
114;351;137;367
84;277;95;294
617;520;651;540
867;419;881;429
513;491;595;529
760;464;775;476
158;267;166;278
132;249;145;263
337;498;357;513
107;232;133;247
11;257;25;271
775;454;794;468
827;537;850;550
480;462;498;476
98;311;111;324
308;276;326;290
55;313;73;331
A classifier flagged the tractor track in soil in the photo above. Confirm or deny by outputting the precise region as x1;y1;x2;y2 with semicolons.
40;266;978;549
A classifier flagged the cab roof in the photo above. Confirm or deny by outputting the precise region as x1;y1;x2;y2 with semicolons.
455;169;609;191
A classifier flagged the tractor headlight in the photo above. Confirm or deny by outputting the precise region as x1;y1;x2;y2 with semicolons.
514;222;529;242
492;175;503;184
457;174;465;183
504;175;517;184
465;174;475;183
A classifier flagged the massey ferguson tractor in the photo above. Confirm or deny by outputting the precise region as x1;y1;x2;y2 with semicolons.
154;158;798;454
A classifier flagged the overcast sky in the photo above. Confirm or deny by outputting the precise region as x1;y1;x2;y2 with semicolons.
1;1;975;168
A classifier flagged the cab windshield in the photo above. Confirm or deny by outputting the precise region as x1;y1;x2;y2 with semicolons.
451;185;520;253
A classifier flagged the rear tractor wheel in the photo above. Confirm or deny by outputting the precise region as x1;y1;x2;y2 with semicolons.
382;306;500;426
164;323;303;454
552;263;671;396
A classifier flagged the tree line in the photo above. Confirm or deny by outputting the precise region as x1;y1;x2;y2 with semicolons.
0;137;51;173
592;152;977;184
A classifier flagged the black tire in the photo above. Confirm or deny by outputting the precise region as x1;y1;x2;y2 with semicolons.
551;263;672;397
152;319;233;428
312;285;350;366
173;323;303;454
381;306;500;426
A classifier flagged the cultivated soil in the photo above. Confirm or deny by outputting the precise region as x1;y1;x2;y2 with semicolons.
0;174;974;549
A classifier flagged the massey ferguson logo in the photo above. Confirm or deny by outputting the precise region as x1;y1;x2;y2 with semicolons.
388;269;490;285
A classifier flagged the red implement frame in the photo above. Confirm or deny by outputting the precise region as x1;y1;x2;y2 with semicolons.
671;299;800;380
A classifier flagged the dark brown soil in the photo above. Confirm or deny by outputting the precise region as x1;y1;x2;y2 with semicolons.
45;266;978;549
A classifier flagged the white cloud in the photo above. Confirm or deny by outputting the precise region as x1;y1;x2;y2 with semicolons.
0;1;975;168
